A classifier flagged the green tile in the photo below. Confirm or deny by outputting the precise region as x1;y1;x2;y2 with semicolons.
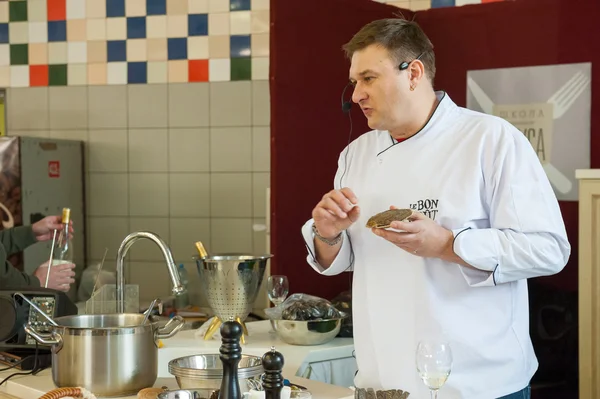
49;64;67;86
10;44;28;65
230;57;251;81
9;1;28;22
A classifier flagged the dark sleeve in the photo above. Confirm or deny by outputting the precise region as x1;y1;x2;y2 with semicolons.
0;226;38;256
0;243;41;288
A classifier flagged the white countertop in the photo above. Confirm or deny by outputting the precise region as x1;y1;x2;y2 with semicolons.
575;169;600;179
0;320;355;399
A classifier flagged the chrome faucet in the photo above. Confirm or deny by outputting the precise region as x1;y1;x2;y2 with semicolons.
115;231;184;313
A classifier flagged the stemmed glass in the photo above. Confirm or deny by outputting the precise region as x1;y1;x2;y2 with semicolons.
416;340;453;399
267;275;289;306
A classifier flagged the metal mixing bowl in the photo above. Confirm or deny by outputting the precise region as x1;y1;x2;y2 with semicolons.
168;354;263;391
158;389;219;399
270;318;344;346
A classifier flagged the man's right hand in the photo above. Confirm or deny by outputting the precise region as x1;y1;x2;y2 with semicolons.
33;261;76;292
312;187;360;239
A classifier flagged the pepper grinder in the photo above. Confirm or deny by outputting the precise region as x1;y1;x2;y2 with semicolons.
219;318;243;399
262;346;285;399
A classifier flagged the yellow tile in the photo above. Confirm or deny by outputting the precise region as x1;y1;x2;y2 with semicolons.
87;0;106;18
147;16;167;39
0;67;9;88
127;39;147;62
251;33;268;57
67;19;87;41
87;19;106;41
87;40;107;63
209;13;229;36
167;0;188;14
208;35;229;59
68;64;87;86
0;2;8;23
106;18;127;40
126;0;146;16
147;61;168;83
188;36;209;60
9;22;28;44
168;60;188;83
230;11;251;35
147;38;167;61
188;0;209;13
251;11;269;34
27;0;47;22
167;15;188;37
29;43;48;65
48;42;68;64
88;63;107;85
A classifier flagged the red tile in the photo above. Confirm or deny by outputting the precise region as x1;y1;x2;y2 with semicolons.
30;65;49;86
47;0;66;21
189;60;208;82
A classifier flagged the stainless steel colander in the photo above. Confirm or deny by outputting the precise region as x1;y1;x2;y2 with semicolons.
195;254;271;322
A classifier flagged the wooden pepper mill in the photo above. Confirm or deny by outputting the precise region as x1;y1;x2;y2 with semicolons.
262;346;285;399
219;318;243;399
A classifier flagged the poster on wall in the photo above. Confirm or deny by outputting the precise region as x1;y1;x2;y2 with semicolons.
466;62;591;201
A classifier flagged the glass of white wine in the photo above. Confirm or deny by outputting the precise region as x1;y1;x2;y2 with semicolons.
416;340;453;399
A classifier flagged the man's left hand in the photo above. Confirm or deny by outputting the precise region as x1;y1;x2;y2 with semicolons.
32;215;74;242
371;206;453;259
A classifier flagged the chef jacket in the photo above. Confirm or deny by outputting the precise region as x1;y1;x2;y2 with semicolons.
301;91;571;399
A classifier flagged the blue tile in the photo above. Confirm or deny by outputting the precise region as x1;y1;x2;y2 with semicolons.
47;21;66;42
230;0;251;11
106;0;125;17
0;24;8;44
107;40;126;62
230;35;251;58
128;62;147;84
188;14;208;36
431;0;455;7
146;0;166;15
167;38;187;60
127;17;146;39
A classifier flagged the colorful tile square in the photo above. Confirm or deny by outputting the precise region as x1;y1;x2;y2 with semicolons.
48;21;67;42
9;1;27;23
127;16;146;38
230;57;250;80
230;0;251;11
127;61;147;83
107;0;126;17
167;37;187;60
146;0;166;15
188;14;208;36
47;0;67;21
49;64;67;85
230;35;250;57
10;43;28;65
107;40;126;61
188;59;208;82
0;24;8;44
29;65;48;86
431;0;455;7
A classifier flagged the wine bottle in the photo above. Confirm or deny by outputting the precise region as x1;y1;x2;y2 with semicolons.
52;207;73;266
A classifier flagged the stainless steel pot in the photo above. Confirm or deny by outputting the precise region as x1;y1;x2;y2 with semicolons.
24;313;184;397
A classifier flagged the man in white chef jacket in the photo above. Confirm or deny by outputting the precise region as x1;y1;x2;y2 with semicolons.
301;17;570;399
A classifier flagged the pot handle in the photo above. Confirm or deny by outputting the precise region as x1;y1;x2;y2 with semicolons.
23;323;63;353
155;315;185;340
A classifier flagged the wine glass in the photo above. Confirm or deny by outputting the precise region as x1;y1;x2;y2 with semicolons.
416;340;453;399
267;275;289;306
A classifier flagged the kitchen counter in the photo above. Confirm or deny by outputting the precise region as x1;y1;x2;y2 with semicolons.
0;320;355;399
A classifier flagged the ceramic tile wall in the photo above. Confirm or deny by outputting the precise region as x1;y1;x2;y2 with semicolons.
0;0;499;305
1;0;270;305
